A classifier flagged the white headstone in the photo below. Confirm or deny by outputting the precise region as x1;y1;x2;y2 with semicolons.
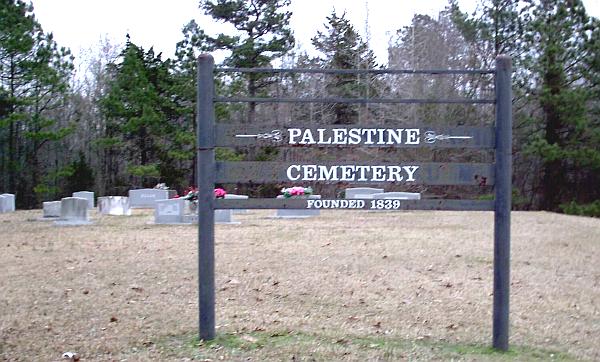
55;197;91;225
155;198;184;224
129;188;169;208
0;193;15;213
224;194;249;214
72;191;94;209
372;192;421;200
43;201;61;218
98;196;131;216
275;194;321;218
344;187;384;199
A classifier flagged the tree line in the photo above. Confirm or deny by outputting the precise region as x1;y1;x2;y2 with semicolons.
1;0;599;216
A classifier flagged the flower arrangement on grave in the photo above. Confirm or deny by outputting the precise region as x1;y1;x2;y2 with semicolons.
214;187;227;198
174;187;227;201
154;183;169;190
280;186;313;198
176;186;198;201
174;187;227;213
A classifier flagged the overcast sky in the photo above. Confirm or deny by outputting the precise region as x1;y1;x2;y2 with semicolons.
32;0;600;66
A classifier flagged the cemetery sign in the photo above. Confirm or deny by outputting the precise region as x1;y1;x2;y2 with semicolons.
196;54;512;351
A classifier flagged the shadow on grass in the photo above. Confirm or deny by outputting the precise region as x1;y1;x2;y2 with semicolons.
150;329;575;361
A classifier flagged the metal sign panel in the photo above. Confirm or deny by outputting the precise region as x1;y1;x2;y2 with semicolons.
215;198;494;211
215;161;495;185
216;125;495;148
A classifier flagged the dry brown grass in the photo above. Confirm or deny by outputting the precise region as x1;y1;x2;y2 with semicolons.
0;209;599;361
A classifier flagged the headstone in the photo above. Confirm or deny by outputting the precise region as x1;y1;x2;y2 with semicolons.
0;195;6;213
224;194;249;214
372;192;421;200
344;187;384;199
43;201;61;218
129;188;169;208
183;200;197;215
55;197;91;225
178;208;238;224
275;194;321;218
155;198;184;224
215;209;240;224
0;193;15;213
98;196;131;216
72;191;94;209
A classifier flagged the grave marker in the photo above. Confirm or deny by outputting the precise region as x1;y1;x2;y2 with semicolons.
98;196;131;216
0;193;15;213
224;194;249;214
344;187;384;199
129;188;169;208
275;195;321;218
73;191;94;209
55;197;91;225
43;201;61;218
371;192;421;200
155;198;185;224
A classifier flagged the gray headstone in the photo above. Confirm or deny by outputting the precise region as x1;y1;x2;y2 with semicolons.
55;197;91;225
129;188;170;208
183;200;197;215
43;201;61;218
155;198;184;224
215;209;239;224
275;194;321;218
344;187;384;199
224;194;249;214
179;203;239;224
372;192;421;200
0;193;15;213
72;191;94;209
98;196;131;216
182;214;198;224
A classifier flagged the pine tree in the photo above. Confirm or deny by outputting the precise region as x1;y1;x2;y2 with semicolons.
100;37;180;189
0;0;74;207
311;10;378;124
525;0;600;211
200;0;295;123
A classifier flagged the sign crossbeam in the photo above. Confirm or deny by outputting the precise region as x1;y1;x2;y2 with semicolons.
214;96;495;104
217;125;495;148
215;198;494;211
215;161;495;185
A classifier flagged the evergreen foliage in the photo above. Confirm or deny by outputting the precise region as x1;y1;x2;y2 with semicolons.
200;0;295;123
0;0;74;207
312;11;379;124
1;0;599;214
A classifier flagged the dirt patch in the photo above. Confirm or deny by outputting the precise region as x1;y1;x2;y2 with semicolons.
0;209;598;361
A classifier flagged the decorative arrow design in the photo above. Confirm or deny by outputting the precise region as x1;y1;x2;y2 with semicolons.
424;131;473;144
235;129;282;143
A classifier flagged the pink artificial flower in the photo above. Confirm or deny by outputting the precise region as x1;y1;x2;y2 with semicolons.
290;186;304;196
214;188;227;198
